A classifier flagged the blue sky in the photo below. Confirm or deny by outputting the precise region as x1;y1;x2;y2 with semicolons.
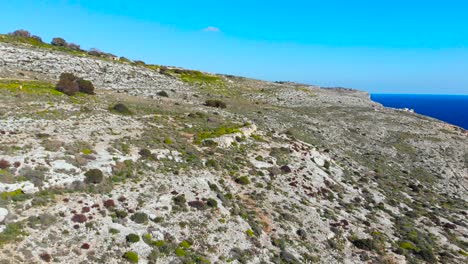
1;0;467;94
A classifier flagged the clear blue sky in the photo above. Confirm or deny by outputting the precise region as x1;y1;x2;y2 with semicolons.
1;0;467;94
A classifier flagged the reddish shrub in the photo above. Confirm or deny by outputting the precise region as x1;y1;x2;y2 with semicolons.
0;159;10;169
13;161;21;168
10;29;31;38
71;214;87;223
68;43;81;50
104;199;115;209
81;243;90;249
56;73;79;96
81;207;91;213
39;252;52;262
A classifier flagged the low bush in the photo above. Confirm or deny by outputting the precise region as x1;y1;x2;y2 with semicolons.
139;148;152;159
188;200;206;210
68;43;81;50
0;159;10;169
130;212;148;224
157;91;169;97
77;79;95;94
9;29;31;38
207;198;218;208
235;176;250;185
111;103;133;115
71;214;87;223
123;251;139;263
56;73;79;96
126;234;140;243
205;99;227;109
84;169;103;184
51;37;67;46
56;73;95;95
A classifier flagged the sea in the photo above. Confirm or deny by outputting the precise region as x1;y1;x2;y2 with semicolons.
371;94;468;130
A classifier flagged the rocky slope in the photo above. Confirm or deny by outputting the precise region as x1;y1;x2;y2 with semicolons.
0;41;467;264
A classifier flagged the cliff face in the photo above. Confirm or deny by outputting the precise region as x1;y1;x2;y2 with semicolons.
0;41;467;264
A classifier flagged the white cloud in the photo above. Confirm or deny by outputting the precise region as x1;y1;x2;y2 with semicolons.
203;26;220;32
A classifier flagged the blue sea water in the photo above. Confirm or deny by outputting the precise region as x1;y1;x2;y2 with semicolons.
371;94;468;130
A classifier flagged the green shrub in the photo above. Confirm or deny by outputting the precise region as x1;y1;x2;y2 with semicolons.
205;99;226;109
123;251;139;263
235;176;250;185
126;233;140;243
115;210;128;219
157;91;169;97
207;198;218;208
175;248;186;257
130;212;148;224
138;148;152;159
77;79;95;95
111;103;133;115
399;241;416;250
84;169;103;184
180;240;191;249
172;194;186;207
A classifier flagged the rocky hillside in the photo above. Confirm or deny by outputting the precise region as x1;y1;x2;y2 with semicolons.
0;40;467;264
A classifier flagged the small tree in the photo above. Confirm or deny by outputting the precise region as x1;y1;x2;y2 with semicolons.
56;73;78;95
56;73;95;96
51;37;67;46
9;29;31;38
68;43;81;50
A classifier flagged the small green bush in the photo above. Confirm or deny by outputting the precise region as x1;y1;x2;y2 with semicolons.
115;210;128;219
77;79;95;95
126;233;140;243
123;251;139;263
172;194;186;207
84;169;103;184
111;103;133;115
205;99;226;109
138;148;152;159
180;240;191;249
130;212;148;224
207;198;218;208
235;176;250;185
175;248;186;257
157;91;169;97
